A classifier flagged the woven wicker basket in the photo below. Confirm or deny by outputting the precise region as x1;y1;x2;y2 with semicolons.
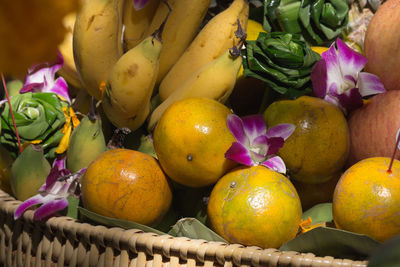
0;189;369;267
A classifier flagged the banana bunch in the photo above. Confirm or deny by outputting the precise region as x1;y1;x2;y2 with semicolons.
73;0;249;133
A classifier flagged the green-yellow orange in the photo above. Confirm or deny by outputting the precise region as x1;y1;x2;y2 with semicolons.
207;165;302;248
333;157;400;242
153;97;237;188
263;96;350;184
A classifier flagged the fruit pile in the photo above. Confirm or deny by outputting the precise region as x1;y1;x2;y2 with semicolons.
1;0;400;260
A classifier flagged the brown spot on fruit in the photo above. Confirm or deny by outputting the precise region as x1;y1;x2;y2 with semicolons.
126;64;139;78
87;15;95;31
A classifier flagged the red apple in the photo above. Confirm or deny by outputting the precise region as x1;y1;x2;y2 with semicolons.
347;90;400;165
364;0;400;91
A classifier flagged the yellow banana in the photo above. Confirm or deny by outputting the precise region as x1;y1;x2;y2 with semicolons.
58;12;83;89
158;0;249;101
123;0;160;51
144;0;211;84
102;34;162;132
73;0;125;100
148;48;243;131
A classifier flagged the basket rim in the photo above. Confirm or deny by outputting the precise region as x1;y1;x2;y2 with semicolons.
0;189;368;266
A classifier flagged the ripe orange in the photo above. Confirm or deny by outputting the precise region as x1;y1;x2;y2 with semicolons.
80;148;173;226
333;157;400;242
264;96;350;184
153;97;237;187
207;165;302;248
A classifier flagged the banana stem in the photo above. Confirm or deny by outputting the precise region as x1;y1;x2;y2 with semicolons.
229;19;247;58
88;97;100;121
1;72;22;154
152;0;172;42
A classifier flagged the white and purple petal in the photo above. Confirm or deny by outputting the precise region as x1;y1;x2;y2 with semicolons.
225;142;254;166
23;52;62;88
265;137;284;156
266;123;295;140
20;82;44;93
227;114;248;145
336;38;367;80
252;135;269;156
322;43;343;95
33;197;69;221
51;77;70;102
241;114;267;142
41;156;70;191
20;51;71;103
14;194;46;219
250;150;267;164
323;94;340;108
261;156;286;174
40;167;60;191
311;59;328;98
337;87;363;112
53;155;67;171
357;72;386;97
327;81;341;98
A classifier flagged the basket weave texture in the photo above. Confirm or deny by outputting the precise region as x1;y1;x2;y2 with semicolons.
0;189;368;267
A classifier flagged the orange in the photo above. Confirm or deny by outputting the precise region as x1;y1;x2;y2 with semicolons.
263;96;350;184
153;97;237;187
333;157;400;242
80;148;172;226
207;165;302;249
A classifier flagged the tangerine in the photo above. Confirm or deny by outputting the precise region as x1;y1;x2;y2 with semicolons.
263;96;350;184
153;97;237;187
333;157;400;242
80;148;172;226
207;165;302;249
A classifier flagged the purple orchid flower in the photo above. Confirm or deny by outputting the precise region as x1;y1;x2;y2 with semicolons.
14;156;85;221
19;51;71;103
225;114;295;174
133;0;150;10
311;38;385;113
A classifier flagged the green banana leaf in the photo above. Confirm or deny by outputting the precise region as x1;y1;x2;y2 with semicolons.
280;226;381;260
66;196;80;219
168;218;228;243
78;206;226;242
0;92;69;159
367;235;400;267
78;206;165;235
263;0;349;45
243;32;321;99
302;202;333;224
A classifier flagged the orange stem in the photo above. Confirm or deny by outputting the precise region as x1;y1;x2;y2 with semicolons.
1;73;22;154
